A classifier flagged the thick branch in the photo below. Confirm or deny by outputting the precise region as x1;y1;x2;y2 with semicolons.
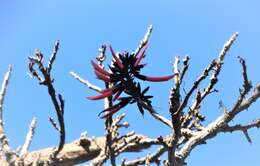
18;134;158;166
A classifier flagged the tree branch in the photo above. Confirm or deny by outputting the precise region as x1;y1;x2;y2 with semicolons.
134;25;153;56
0;65;15;163
70;71;102;93
20;117;37;156
122;146;166;166
28;41;65;158
221;119;260;143
10;133;158;166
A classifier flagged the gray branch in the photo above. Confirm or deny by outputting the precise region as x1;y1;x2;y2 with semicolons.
20;117;37;156
0;65;15;162
70;71;102;92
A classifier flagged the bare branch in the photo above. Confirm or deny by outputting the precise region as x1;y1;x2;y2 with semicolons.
0;65;15;162
20;117;37;156
175;33;243;162
122;146;166;166
96;44;106;64
221;119;260;134
173;56;180;85
176;83;259;163
137;100;173;128
179;56;189;86
48;40;60;73
89;133;160;166
176;60;216;115
28;41;65;158
134;25;153;56
228;57;252;120
236;84;260;113
201;32;239;98
49;117;60;132
70;71;102;92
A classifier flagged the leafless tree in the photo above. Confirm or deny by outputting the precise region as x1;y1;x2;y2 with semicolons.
0;26;259;166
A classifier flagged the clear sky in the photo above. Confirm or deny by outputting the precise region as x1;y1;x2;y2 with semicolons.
0;0;259;165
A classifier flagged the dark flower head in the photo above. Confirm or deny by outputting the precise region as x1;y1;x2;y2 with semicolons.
88;44;176;118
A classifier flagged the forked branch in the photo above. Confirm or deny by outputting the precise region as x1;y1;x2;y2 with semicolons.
28;41;65;158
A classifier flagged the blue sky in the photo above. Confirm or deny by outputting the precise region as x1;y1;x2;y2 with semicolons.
0;0;259;165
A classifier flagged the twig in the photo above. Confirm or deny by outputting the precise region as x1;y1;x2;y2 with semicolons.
137;100;173;128
96;44;106;64
0;65;14;162
228;56;252;119
49;117;60;132
201;32;239;99
176;60;216;116
20;117;37;156
179;56;189;86
134;25;153;56
122;146;166;166
181;60;216;128
221;119;260;143
70;71;102;92
48;40;60;73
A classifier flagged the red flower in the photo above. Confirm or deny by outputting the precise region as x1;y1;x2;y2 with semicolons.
88;44;176;118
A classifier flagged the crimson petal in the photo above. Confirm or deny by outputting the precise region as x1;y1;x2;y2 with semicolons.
134;44;148;66
137;74;177;82
91;60;110;76
113;89;124;101
94;70;110;82
99;105;123;119
109;45;124;69
145;74;175;82
100;83;122;94
99;101;128;118
134;42;148;57
87;90;113;100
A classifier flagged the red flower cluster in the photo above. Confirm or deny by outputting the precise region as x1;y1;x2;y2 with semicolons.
88;44;175;118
